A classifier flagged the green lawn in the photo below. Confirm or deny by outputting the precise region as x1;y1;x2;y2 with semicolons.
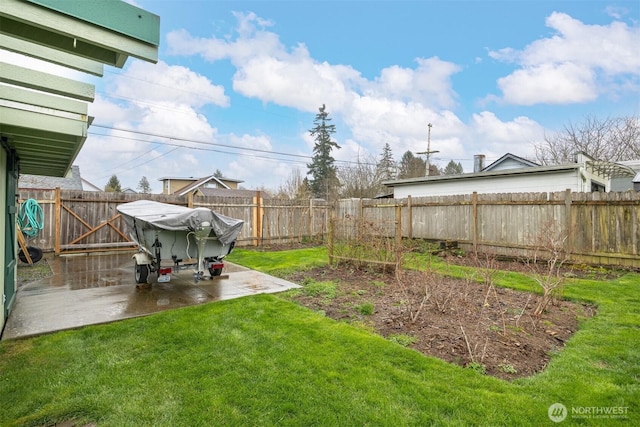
0;247;638;426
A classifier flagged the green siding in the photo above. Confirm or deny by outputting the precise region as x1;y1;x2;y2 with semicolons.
2;140;18;324
26;0;160;46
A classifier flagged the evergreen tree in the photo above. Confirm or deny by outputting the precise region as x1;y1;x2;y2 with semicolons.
442;160;464;175
104;174;122;192
397;151;426;179
428;164;442;176
137;176;152;193
307;104;341;200
376;143;396;181
213;169;223;178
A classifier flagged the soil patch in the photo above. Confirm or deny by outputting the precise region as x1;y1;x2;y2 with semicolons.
285;262;596;380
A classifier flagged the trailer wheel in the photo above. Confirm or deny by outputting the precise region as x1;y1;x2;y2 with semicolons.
209;267;223;277
135;259;149;284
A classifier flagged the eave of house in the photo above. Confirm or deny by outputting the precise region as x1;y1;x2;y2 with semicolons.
0;0;160;177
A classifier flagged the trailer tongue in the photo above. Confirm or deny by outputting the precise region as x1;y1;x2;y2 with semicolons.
117;200;244;284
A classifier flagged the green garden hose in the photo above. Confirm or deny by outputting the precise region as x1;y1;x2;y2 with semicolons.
18;199;44;238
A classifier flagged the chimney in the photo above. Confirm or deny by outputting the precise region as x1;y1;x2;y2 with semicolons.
473;154;485;173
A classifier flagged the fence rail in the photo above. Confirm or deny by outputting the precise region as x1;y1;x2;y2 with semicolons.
18;189;640;268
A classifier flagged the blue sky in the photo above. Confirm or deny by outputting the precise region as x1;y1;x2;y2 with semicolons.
17;0;640;193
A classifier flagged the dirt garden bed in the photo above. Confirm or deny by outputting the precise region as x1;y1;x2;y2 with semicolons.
284;253;599;381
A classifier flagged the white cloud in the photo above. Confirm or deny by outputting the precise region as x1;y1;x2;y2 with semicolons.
497;63;597;105
166;12;459;117
80;61;231;191
468;112;545;161
368;57;461;109
82;10;564;190
110;60;229;109
163;11;466;184
489;12;640;105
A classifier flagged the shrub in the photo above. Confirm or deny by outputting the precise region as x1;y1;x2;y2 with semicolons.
356;302;375;315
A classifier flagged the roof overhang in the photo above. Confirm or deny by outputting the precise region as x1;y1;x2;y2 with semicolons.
0;0;160;177
0;0;159;67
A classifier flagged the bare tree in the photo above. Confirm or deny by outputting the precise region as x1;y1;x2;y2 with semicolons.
137;176;152;194
337;154;383;198
276;168;309;199
534;115;640;164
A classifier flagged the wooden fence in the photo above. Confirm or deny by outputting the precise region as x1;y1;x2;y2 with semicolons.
18;189;330;255
335;190;640;269
17;188;640;269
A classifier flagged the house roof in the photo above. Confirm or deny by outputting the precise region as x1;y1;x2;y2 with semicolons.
158;175;243;184
483;153;539;171
19;165;83;190
384;158;636;188
175;175;228;195
81;178;102;192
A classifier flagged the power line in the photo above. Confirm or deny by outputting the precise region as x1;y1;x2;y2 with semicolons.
91;124;313;160
88;124;376;167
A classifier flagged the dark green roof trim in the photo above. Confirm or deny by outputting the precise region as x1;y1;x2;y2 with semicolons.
26;0;160;46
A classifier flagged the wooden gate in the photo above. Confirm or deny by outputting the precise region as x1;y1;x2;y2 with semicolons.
54;189;138;254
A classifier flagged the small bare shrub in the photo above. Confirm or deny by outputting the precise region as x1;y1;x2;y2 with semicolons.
396;269;433;323
525;219;572;317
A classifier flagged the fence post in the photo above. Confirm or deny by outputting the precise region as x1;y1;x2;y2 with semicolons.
472;192;478;257
358;198;364;241
395;204;402;271
309;197;314;240
54;187;61;255
407;195;412;239
328;210;335;266
564;188;573;256
253;191;262;246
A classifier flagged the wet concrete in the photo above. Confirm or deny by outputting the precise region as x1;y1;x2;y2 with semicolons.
2;252;300;340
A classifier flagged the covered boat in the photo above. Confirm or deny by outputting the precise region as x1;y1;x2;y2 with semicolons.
117;200;244;284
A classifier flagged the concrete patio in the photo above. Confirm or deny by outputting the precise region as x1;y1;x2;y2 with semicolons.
2;252;300;340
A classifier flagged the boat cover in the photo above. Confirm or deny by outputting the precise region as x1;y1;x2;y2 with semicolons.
117;200;244;245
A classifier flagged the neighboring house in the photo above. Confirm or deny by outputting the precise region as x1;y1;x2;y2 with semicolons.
0;0;159;331
159;175;244;196
81;178;103;192
384;152;636;198
122;187;138;194
611;160;640;191
18;165;101;191
634;172;640;192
